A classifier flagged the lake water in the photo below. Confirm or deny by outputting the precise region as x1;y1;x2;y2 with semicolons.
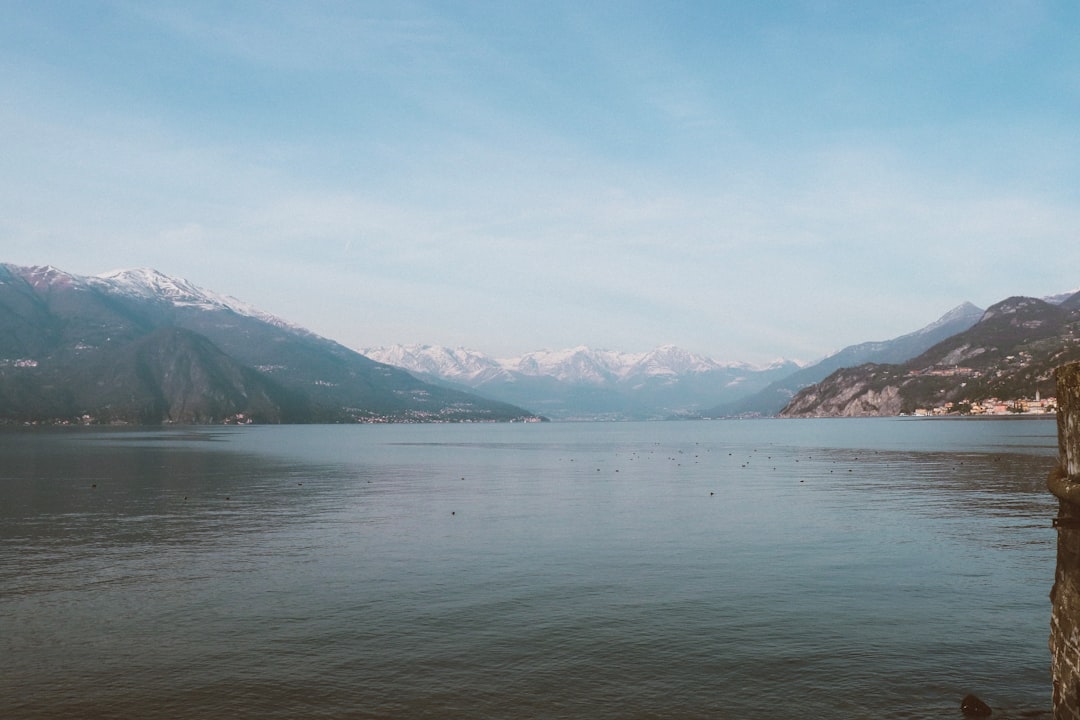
0;418;1062;719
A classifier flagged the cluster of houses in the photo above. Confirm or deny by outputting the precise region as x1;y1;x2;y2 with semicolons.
911;393;1057;416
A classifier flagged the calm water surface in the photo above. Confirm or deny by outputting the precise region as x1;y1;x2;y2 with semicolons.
0;418;1061;718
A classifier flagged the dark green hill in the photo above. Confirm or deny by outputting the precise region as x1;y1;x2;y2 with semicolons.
0;264;540;425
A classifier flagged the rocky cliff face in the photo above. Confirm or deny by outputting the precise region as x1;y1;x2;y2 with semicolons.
778;366;904;417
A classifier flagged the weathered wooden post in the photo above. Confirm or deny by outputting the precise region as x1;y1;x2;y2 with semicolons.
1050;362;1080;719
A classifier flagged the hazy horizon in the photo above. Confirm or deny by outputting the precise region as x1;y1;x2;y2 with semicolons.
3;2;1078;365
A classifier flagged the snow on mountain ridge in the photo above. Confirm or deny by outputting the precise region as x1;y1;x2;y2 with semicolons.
98;268;249;310
628;344;739;377
94;268;307;334
365;343;780;385
362;344;513;384
509;346;622;383
12;264;86;290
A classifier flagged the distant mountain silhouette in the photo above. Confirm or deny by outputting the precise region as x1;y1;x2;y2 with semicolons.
704;302;985;417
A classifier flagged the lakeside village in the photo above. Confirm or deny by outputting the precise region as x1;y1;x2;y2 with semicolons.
904;358;1059;416
910;391;1056;417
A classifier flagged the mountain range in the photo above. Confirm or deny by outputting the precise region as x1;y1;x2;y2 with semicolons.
780;292;1080;417
362;344;801;420
368;292;1080;420
0;264;540;425
363;300;992;421
705;301;987;417
4;261;1077;424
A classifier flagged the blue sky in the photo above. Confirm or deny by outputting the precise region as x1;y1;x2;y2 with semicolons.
2;1;1079;364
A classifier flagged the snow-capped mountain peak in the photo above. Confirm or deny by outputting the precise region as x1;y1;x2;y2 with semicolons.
508;346;622;383
363;342;805;420
97;268;244;310
93;268;305;333
366;343;777;386
626;344;738;377
362;344;512;384
15;264;85;290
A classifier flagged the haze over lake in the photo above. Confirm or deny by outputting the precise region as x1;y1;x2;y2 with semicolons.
0;418;1059;718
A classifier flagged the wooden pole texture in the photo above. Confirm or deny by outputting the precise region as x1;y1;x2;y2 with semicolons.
1051;362;1080;719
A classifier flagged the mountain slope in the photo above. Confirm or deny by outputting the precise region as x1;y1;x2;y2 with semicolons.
781;296;1080;417
70;326;305;424
707;302;985;417
0;264;539;424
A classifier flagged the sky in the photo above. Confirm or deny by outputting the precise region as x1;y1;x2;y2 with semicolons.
2;1;1079;365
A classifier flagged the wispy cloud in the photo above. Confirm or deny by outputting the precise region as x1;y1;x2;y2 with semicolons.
2;1;1078;362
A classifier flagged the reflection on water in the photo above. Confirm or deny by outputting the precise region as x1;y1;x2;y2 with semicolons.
0;419;1060;719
